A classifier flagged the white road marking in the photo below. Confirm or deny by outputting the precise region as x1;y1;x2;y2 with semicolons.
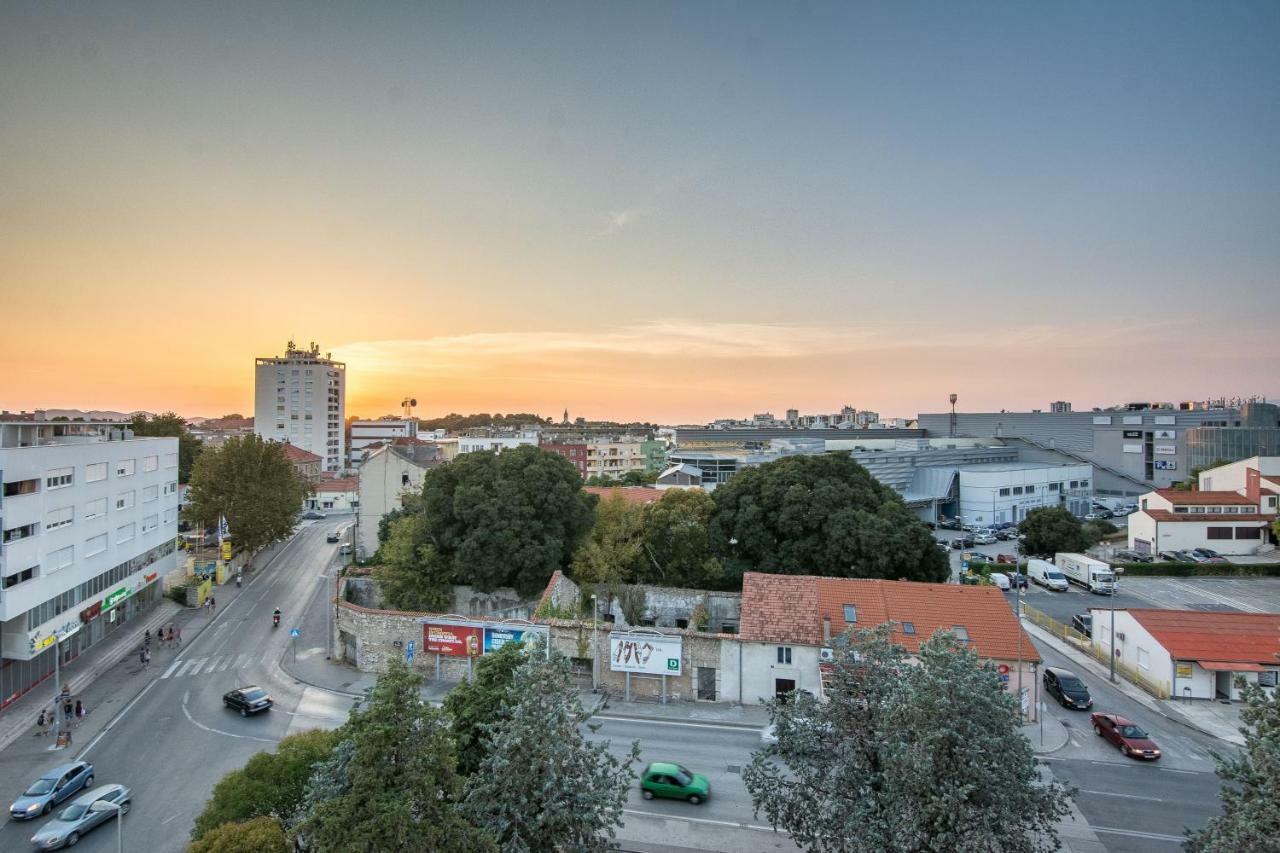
622;808;785;834
159;660;183;680
235;652;254;669
160;813;183;825
182;658;209;677
1090;825;1186;843
214;656;234;673
597;715;763;733
1081;789;1163;802
180;689;274;743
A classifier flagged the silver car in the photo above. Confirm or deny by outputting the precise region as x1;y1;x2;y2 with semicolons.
9;762;94;820
30;783;130;849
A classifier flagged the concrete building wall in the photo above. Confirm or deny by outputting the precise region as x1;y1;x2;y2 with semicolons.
956;463;1093;526
1128;516;1269;555
740;641;822;704
1090;610;1174;697
356;447;431;557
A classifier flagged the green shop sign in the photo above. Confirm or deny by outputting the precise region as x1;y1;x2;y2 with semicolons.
103;587;131;609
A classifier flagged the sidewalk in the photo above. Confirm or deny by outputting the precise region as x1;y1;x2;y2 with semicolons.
0;536;294;756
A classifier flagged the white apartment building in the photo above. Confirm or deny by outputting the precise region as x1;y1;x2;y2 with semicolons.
254;341;346;472
586;440;647;480
956;461;1094;527
356;443;443;557
0;421;180;709
456;434;539;455
349;419;418;466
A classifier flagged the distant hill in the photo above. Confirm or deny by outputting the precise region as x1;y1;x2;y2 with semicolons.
36;408;151;422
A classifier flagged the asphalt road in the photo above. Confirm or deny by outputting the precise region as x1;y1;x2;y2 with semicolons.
1033;639;1225;853
0;519;353;853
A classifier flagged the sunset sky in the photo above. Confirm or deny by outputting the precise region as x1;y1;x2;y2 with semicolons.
2;2;1277;423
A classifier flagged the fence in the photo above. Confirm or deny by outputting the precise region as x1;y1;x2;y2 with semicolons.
1023;604;1171;699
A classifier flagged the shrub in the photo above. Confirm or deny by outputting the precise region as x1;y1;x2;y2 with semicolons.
1113;562;1280;578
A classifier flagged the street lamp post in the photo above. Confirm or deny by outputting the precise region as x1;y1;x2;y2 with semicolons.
590;594;599;692
89;799;124;853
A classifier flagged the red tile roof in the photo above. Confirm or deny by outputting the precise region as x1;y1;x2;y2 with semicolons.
1154;489;1257;506
315;477;358;492
1141;510;1272;523
280;442;322;463
584;486;661;505
740;573;1038;662
1125;609;1280;666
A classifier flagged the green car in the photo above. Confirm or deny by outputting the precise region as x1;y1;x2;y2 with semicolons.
640;762;710;805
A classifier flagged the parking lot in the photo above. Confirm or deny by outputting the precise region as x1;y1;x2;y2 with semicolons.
933;531;1280;628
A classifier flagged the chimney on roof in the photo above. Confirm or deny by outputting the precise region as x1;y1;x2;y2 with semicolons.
822;617;831;644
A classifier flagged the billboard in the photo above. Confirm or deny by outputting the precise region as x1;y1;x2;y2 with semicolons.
609;634;682;676
424;623;482;657
483;626;530;654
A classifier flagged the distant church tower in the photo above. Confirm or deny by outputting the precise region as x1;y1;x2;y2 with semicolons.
562;408;570;425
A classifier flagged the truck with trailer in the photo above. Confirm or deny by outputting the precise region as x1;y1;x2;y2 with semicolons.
1054;553;1117;595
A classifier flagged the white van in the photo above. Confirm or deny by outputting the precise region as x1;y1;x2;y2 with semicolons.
1027;558;1069;591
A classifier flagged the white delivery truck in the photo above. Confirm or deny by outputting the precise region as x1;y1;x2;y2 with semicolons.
1054;553;1116;595
1027;558;1069;591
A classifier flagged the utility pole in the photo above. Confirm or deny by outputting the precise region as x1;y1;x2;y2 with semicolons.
1109;608;1117;683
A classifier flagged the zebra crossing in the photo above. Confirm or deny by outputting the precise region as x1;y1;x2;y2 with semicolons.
160;651;275;680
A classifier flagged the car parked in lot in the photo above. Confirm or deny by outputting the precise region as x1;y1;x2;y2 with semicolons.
1071;613;1093;638
1043;667;1093;710
640;762;710;804
937;517;962;530
951;537;974;550
1112;549;1153;563
1005;571;1028;589
301;510;327;520
223;685;273;716
935;541;951;553
973;531;997;545
989;572;1012;591
1189;548;1228;563
1159;550;1194;563
1091;713;1161;760
995;528;1020;541
1084;511;1111;521
961;551;991;565
995;553;1017;564
9;762;94;820
29;784;130;850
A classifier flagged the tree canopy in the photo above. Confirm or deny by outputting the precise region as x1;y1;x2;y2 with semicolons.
1017;506;1096;556
744;627;1071;852
383;446;596;599
191;729;337;841
707;454;949;585
461;643;639;852
571;492;647;587
187;816;290;853
442;640;527;777
297;659;496;853
184;435;309;553
1186;677;1280;852
129;411;202;483
640;488;724;588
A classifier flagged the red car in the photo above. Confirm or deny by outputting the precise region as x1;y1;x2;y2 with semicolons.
1090;713;1161;760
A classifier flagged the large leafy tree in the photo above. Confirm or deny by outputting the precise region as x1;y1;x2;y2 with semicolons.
571;491;647;586
442;640;526;776
405;446;596;597
641;488;723;588
374;514;452;612
1185;677;1280;852
187;816;290;853
744;627;1071;852
1018;506;1095;556
708;454;949;584
191;729;337;841
462;644;639;852
130;411;203;483
297;660;495;853
185;435;309;553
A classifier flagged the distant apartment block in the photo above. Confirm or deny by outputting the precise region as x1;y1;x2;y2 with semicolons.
254;341;346;472
350;419;418;466
0;421;179;709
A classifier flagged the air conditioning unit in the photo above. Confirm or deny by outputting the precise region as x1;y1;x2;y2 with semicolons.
819;647;834;663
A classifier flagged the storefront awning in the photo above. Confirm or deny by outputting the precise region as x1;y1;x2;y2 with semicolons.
1197;660;1265;672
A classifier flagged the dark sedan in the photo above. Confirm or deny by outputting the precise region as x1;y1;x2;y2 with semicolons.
223;686;273;716
1091;713;1161;760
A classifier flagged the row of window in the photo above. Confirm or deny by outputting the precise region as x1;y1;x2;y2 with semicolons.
22;539;176;629
998;479;1090;498
1171;505;1256;514
1206;527;1263;540
12;455;178;497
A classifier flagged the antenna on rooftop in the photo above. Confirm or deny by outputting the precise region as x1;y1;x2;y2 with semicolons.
949;393;958;438
402;397;417;419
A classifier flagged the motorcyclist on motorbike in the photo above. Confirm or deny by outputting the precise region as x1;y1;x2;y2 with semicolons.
272;608;281;627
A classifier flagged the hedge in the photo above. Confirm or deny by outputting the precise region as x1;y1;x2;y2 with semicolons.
1111;562;1280;578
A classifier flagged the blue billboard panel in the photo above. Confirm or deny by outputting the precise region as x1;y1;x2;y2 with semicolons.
483;627;527;654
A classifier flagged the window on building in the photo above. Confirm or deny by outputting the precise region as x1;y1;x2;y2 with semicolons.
3;478;40;497
951;626;969;643
1190;507;1205;514
142;485;158;502
115;491;135;510
1025;485;1035;494
84;497;107;519
1049;482;1060;492
843;604;857;623
85;462;107;482
1069;481;1078;489
1206;527;1233;540
142;455;158;472
46;467;74;489
45;506;74;531
49;544;74;570
1080;480;1089;488
999;488;1011;496
116;523;135;544
3;523;38;543
1235;527;1261;540
3;566;37;589
142;514;158;533
85;533;108;557
777;646;792;665
901;622;916;635
116;459;135;477
1012;486;1023;495
164;453;178;469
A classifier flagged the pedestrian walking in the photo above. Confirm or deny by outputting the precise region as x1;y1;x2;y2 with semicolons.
175;625;182;647
74;700;85;727
143;647;151;668
36;708;47;737
63;697;74;726
139;646;147;667
208;595;216;615
144;628;151;648
167;626;175;646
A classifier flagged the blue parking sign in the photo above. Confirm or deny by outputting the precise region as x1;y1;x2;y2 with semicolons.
406;639;415;662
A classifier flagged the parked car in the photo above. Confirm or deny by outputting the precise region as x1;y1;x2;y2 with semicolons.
640;762;710;804
996;553;1017;564
1190;548;1228;563
9;762;94;820
937;518;962;530
935;541;951;553
1028;560;1069;591
1091;713;1161;760
223;685;273;716
973;532;998;545
1159;550;1194;563
951;538;974;550
996;528;1020;541
1071;613;1093;638
338;543;353;556
301;510;327;520
326;532;340;543
29;784;130;850
1043;667;1093;710
961;551;990;564
1084;511;1111;521
988;572;1011;591
1112;506;1133;517
962;523;981;533
1006;571;1028;590
1112;549;1153;563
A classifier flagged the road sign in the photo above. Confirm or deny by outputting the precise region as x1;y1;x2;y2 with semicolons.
290;628;300;638
406;639;415;663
